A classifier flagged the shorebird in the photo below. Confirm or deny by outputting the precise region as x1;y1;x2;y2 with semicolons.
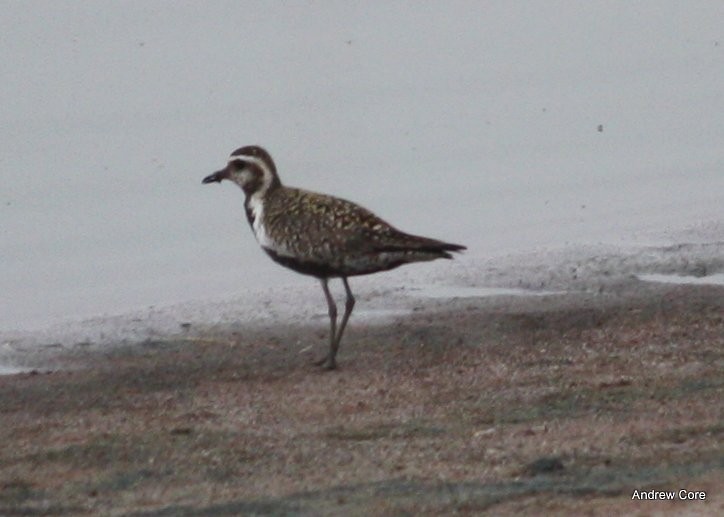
203;145;465;369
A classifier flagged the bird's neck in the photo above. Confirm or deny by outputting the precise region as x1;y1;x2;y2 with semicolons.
239;156;282;198
243;177;281;199
243;180;282;226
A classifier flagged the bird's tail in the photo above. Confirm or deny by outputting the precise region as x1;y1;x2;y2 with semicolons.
374;234;466;259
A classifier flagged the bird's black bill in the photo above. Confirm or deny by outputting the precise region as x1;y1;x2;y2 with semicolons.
202;169;228;184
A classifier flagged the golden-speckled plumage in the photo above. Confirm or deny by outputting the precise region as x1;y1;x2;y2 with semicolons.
261;186;458;276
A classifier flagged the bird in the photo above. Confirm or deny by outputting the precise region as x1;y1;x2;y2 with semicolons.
202;145;465;369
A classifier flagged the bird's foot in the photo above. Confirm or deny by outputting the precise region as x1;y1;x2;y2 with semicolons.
313;355;337;370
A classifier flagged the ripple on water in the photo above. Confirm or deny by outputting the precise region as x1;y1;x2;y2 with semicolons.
637;273;724;286
408;285;564;299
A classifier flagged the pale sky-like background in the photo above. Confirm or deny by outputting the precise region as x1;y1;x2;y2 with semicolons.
1;1;723;331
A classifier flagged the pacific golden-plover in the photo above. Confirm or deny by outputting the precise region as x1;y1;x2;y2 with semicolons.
203;145;465;369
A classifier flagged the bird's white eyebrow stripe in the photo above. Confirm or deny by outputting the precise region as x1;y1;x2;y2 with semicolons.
228;154;260;165
230;153;270;170
228;154;273;176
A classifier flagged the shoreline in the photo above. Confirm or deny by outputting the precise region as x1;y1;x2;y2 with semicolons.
3;239;723;373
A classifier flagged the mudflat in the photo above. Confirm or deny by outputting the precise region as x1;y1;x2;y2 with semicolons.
1;280;722;515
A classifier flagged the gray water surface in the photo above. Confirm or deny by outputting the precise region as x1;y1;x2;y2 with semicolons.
2;2;723;331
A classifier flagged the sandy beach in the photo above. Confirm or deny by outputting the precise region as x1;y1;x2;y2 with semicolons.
1;273;721;516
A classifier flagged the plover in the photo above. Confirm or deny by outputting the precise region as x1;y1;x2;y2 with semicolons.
203;145;465;369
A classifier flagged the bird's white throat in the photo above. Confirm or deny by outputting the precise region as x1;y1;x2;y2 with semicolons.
247;194;271;247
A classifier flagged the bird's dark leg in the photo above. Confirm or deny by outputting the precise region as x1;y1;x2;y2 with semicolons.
326;277;356;369
314;278;338;368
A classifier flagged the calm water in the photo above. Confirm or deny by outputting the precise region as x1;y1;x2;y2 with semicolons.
2;2;723;331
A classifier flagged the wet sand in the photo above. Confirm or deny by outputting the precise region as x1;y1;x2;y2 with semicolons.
1;279;722;515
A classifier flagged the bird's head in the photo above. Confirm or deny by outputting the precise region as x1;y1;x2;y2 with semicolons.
203;145;281;197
